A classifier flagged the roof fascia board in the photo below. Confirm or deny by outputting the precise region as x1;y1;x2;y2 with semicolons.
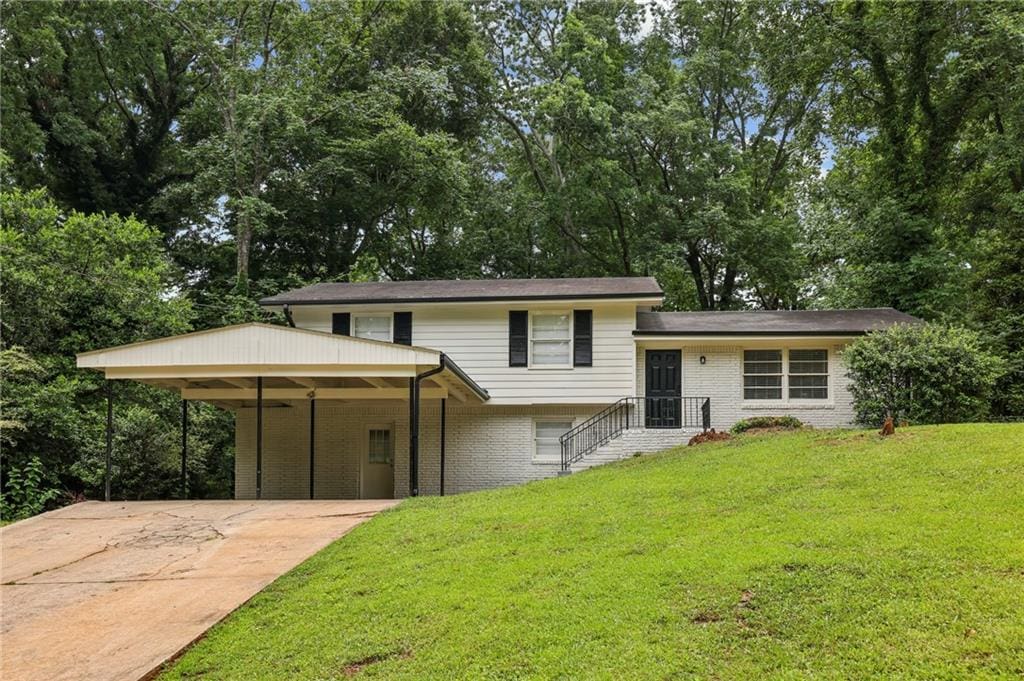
633;331;866;338
262;294;664;307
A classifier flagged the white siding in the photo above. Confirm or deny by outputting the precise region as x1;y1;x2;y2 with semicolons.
636;342;856;429
289;302;638;405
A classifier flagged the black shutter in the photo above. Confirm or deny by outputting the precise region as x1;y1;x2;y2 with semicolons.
394;312;412;345
332;313;350;336
574;310;593;367
509;310;528;367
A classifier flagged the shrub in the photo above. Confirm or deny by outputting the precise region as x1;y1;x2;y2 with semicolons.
843;323;1004;427
730;416;805;434
1;457;60;521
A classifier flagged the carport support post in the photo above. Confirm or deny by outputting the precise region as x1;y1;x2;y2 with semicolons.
256;376;263;500
309;398;316;499
181;399;189;499
440;398;446;496
409;377;419;497
105;381;113;502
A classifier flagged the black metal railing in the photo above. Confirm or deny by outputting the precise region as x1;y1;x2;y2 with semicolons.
560;397;710;471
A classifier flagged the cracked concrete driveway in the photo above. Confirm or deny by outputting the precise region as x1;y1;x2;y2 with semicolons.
1;499;398;681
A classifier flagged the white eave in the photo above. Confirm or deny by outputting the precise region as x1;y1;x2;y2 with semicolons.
77;323;489;405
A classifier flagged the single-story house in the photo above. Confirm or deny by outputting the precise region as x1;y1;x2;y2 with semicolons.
76;277;919;500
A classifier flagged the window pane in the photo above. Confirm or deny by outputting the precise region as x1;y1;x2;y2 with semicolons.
354;316;391;341
789;387;828;399
368;429;392;464
532;314;570;340
744;361;784;374
744;387;782;400
532;340;570;365
535;421;572;460
745;350;782;362
744;350;782;375
790;361;828;374
790;349;827;363
790;375;828;388
536;421;573;439
744;375;782;388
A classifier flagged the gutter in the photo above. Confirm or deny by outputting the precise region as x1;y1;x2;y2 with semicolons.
436;353;490;402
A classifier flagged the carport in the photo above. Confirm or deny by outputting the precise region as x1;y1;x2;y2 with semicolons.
76;323;488;499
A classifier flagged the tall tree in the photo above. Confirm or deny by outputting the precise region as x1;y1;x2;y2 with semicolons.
1;0;201;235
808;0;1021;318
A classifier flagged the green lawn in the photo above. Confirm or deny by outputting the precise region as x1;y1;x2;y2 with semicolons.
164;424;1024;679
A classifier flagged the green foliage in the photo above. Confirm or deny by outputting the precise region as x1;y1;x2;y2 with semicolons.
730;416;804;434
1;0;1022;503
843;324;1004;427
164;425;1024;679
0;188;220;503
0;457;60;522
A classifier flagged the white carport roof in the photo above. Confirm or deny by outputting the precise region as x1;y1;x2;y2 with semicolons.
76;323;489;407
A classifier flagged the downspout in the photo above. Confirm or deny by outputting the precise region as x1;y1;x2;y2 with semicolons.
283;304;296;328
410;356;448;497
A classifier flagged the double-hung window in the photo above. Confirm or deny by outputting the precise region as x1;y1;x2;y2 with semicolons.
530;312;572;367
534;420;573;462
788;349;828;399
352;314;392;342
743;350;783;400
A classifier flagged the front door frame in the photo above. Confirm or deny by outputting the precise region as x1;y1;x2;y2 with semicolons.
645;349;682;428
360;422;395;499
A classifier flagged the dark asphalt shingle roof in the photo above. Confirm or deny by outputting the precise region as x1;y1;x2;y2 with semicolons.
261;277;663;305
635;308;922;336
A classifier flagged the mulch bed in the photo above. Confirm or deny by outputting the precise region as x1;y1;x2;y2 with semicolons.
688;429;732;446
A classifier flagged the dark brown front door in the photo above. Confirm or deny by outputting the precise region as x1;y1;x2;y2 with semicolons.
645;350;682;428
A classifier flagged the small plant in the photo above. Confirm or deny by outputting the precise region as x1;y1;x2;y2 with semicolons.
730;416;804;434
1;457;60;521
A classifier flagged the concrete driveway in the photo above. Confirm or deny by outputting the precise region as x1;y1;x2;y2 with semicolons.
1;499;398;681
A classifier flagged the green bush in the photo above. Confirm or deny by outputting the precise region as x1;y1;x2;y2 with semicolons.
843;323;1004;427
1;457;60;521
730;416;804;434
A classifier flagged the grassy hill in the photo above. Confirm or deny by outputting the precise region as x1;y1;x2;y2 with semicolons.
164;425;1024;679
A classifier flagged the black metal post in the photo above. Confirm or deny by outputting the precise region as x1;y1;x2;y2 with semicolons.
181;399;189;499
309;397;316;499
439;398;446;496
409;377;419;497
105;382;113;502
256;376;263;500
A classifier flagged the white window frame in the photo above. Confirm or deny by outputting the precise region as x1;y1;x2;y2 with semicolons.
528;310;573;369
533;418;574;463
742;349;784;401
787;348;829;401
741;347;832;404
351;312;393;342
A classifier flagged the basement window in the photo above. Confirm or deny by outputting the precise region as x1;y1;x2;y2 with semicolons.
534;419;572;463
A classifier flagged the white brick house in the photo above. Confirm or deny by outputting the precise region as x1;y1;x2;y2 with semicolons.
77;278;919;499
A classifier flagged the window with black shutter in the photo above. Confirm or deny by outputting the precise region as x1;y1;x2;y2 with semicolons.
332;313;350;335
393;312;412;345
573;310;593;366
509;311;528;367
